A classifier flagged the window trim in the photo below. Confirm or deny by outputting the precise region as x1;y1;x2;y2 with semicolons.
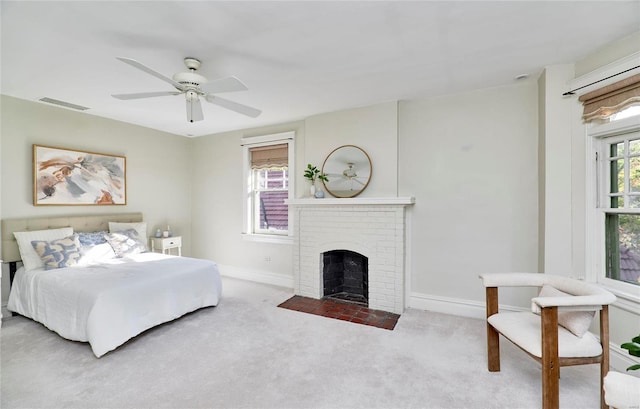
586;114;640;310
241;131;295;244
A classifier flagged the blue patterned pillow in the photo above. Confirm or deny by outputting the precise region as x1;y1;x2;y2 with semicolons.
104;229;147;257
31;234;81;270
77;231;108;247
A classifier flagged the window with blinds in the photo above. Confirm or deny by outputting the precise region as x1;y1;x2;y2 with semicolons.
584;72;640;291
244;139;291;236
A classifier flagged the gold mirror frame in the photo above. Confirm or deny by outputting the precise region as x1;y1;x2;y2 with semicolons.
321;145;372;198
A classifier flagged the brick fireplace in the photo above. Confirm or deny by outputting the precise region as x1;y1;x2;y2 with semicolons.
287;197;414;314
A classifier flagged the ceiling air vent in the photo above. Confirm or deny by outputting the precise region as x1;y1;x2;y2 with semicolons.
39;97;89;111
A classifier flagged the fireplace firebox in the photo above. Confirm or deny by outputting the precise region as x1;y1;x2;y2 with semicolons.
322;250;368;306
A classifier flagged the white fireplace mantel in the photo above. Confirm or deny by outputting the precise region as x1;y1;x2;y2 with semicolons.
288;196;414;314
286;197;415;206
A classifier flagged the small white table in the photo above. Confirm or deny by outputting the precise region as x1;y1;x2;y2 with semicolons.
150;236;182;256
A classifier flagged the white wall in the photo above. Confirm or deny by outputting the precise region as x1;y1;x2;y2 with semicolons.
189;121;305;288
305;101;399;197
539;64;577;276
398;83;540;309
0;95;192;303
575;31;640;77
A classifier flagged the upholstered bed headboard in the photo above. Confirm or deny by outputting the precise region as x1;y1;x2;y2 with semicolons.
1;213;143;263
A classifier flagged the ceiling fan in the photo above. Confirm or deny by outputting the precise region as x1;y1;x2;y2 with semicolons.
326;163;366;190
112;57;261;123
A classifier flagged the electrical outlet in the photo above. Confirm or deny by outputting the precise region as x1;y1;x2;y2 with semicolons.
264;256;271;262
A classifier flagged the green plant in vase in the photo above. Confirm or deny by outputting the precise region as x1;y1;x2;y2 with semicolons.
303;164;329;196
621;334;640;371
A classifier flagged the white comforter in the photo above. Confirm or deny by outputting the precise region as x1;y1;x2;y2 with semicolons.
7;253;222;357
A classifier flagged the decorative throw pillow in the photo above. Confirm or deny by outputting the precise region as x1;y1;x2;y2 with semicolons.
105;229;147;257
109;222;147;247
14;227;74;271
537;285;595;338
77;231;108;247
31;234;81;270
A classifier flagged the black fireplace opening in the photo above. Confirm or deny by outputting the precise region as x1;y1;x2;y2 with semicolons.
322;250;368;306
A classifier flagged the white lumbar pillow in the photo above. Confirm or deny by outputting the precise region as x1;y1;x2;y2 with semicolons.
537;284;595;338
14;227;74;271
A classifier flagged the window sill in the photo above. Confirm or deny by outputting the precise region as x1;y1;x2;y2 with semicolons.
598;281;640;315
241;233;293;245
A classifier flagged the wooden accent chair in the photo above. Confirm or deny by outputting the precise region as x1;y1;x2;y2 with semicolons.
480;273;617;409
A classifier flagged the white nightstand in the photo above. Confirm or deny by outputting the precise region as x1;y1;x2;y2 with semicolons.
150;236;182;256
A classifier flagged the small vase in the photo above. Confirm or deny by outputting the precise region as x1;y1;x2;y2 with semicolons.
309;183;316;197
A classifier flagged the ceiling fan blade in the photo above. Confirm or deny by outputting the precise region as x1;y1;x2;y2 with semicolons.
112;91;182;100
200;76;248;94
186;98;204;123
205;95;261;118
116;57;184;90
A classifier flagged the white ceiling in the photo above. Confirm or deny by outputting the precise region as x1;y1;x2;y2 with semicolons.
2;1;639;137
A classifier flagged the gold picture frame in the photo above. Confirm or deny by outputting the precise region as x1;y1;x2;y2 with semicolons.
33;144;126;206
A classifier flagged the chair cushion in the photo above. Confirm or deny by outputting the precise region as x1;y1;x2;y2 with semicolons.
487;312;602;358
537;285;595;337
604;371;640;409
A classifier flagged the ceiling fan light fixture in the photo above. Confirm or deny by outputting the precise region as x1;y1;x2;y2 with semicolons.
172;71;207;87
185;90;198;101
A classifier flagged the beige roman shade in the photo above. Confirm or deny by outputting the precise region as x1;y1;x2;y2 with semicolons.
250;144;288;169
579;72;640;122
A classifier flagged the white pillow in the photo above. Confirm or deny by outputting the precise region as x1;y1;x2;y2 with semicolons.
104;230;147;257
109;222;147;241
77;243;116;266
537;285;595;338
14;227;74;271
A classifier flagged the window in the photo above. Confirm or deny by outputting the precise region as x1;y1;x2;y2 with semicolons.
610;105;640;122
603;133;640;286
581;70;640;304
242;132;294;242
589;115;640;300
249;148;289;234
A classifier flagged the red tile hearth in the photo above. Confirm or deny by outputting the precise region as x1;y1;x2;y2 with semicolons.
278;295;400;330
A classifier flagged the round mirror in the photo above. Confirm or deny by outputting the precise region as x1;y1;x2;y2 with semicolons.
321;145;372;198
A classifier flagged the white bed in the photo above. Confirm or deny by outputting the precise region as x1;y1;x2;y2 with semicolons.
2;213;222;357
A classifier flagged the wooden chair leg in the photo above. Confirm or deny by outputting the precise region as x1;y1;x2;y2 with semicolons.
541;306;559;409
600;305;610;409
486;287;500;372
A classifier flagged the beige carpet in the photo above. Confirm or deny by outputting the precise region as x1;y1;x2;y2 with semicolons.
1;277;603;408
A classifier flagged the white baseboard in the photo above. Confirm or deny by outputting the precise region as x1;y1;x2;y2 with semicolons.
610;343;640;376
218;264;294;289
409;291;528;319
1;303;9;324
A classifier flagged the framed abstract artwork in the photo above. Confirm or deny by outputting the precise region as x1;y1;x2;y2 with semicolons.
33;144;126;206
